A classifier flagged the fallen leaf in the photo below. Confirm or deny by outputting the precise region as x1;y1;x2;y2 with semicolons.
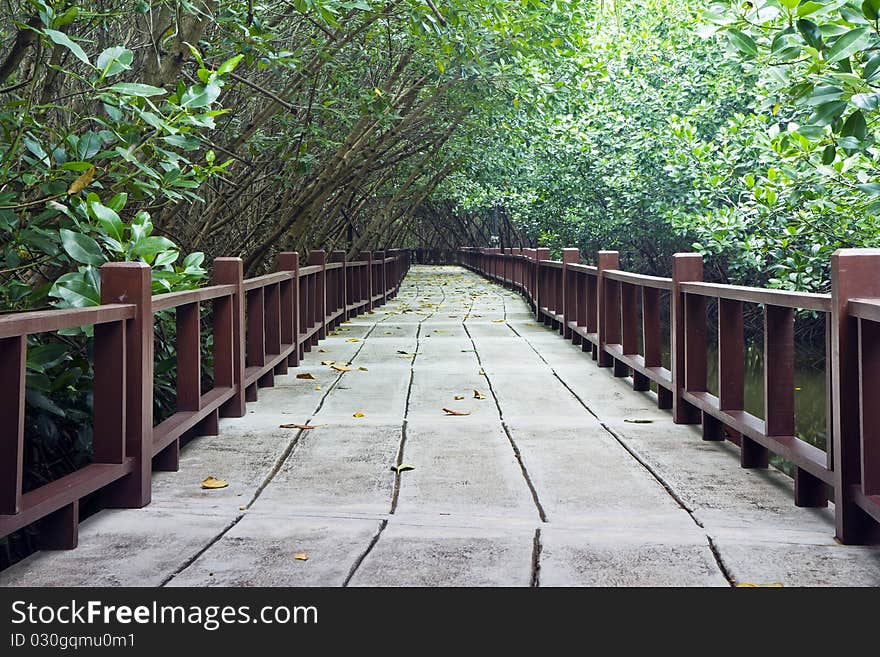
321;360;334;365
479;370;486;376
397;350;409;354
314;385;322;391
319;349;328;353
346;338;360;343
736;582;783;588
358;367;368;371
492;319;506;323
67;165;96;194
353;411;364;418
433;329;447;333
385;331;393;335
391;463;415;474
279;423;315;430
454;395;465;400
342;320;352;324
296;373;315;380
201;476;228;490
473;390;486;400
442;408;471;416
624;419;654;424
331;364;353;372
294;553;309;561
239;506;247;511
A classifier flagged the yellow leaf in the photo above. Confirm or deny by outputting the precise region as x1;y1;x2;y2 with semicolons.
314;385;322;391
67;165;95;195
294;553;309;561
358;366;368;371
353;411;365;418
332;364;353;372
454;395;464;400
736;582;783;587
239;506;247;510
201;476;228;490
346;338;360;343
342;321;352;324
319;349;328;353
442;408;471;416
492;319;505;323
473;390;486;400
391;463;415;474
279;423;315;430
296;373;315;380
321;360;334;365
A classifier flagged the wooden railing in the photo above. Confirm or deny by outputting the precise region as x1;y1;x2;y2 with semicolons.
0;248;410;551
460;246;880;544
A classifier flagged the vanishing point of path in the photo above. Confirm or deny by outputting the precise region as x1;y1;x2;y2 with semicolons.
4;266;880;587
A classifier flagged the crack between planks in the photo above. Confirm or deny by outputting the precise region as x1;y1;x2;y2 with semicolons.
462;311;548;524
161;307;390;587
342;519;389;587
391;274;447;514
504;317;735;586
530;527;543;587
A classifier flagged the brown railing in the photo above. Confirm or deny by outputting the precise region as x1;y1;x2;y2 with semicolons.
460;246;880;544
0;248;410;551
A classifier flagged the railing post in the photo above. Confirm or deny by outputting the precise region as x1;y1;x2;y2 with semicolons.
831;248;880;543
310;250;327;339
100;261;152;509
671;253;703;425
0;336;25;517
330;250;346;324
561;248;579;339
535;248;550;320
214;258;246;417
596;251;619;368
278;252;299;368
360;251;373;311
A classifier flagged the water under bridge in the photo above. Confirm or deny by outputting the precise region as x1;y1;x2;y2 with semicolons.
2;249;880;586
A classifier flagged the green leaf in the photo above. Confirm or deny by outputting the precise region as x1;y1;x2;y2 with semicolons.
89;200;124;242
217;54;244;75
44;29;91;66
858;183;880;195
841;110;867;140
806;100;847;126
825;27;870;63
76;131;101;160
131;235;176;262
26;390;67;417
797;1;825;17
797;19;823;50
180;82;222;108
49;274;100;307
96;46;133;77
59;228;106;266
863;0;880;20
107;82;166;97
851;92;880;111
727;29;758;58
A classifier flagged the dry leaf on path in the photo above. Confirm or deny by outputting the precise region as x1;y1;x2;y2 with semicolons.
473;390;486;400
492;319;506;323
279;423;315;430
442;408;471;416
391;464;415;474
314;385;322;391
358;367;368;371
735;582;783;588
454;395;464;400
624;419;654;424
201;476;228;490
294;553;309;561
321;360;334;365
331;364;353;372
353;411;365;418
346;338;360;343
296;373;315;380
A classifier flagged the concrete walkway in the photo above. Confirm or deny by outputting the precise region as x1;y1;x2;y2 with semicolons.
4;265;880;587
